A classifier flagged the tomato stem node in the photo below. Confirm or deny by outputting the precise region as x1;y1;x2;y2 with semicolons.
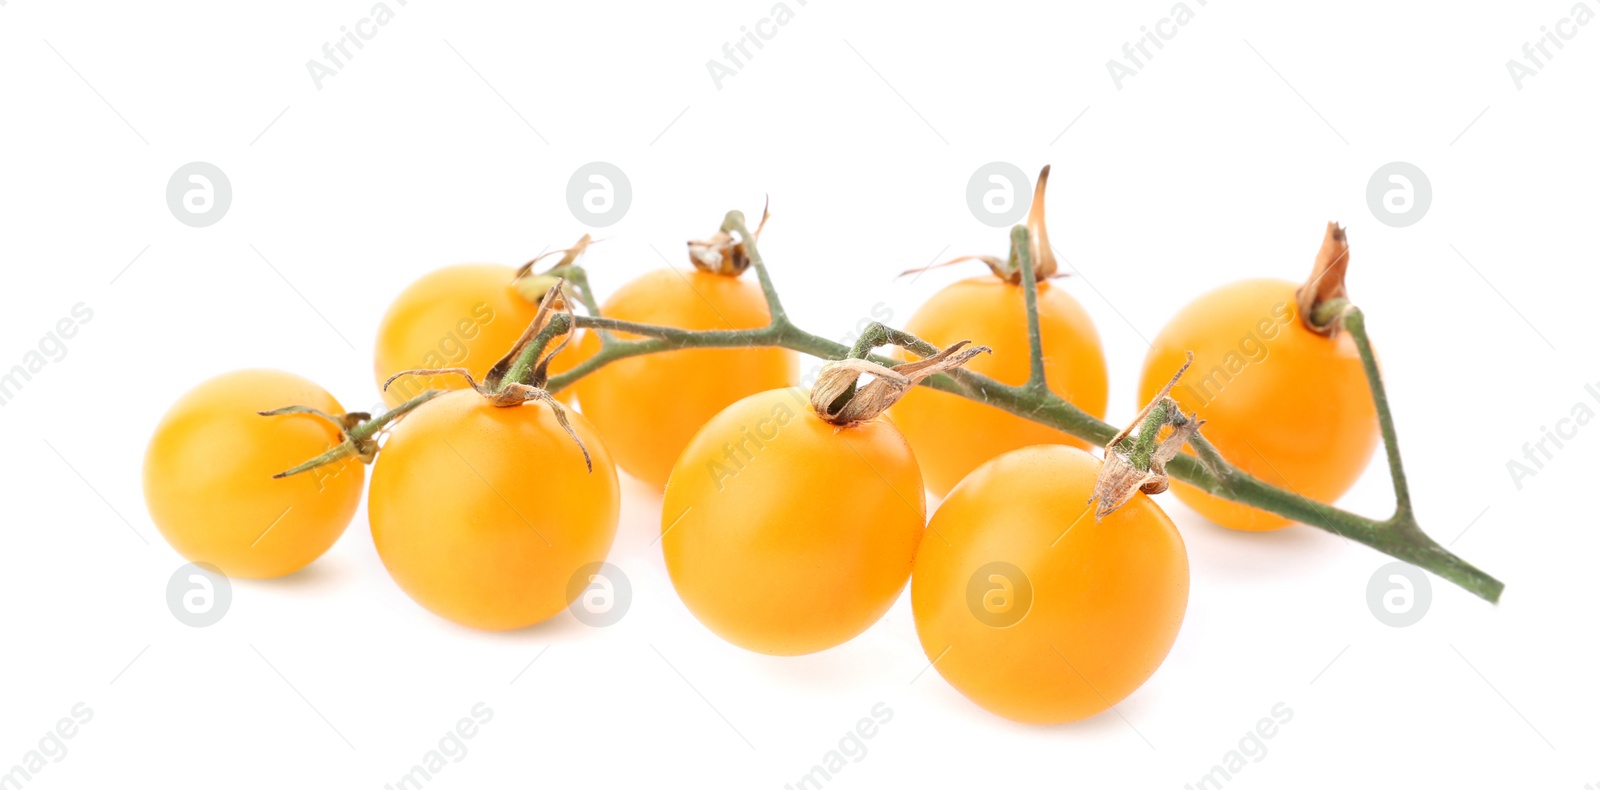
1089;353;1205;520
388;282;595;472
811;330;989;426
263;390;444;478
690;200;769;276
510;234;596;290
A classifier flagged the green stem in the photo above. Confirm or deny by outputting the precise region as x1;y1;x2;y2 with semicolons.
501;313;573;390
270;389;445;478
531;233;1502;604
1319;299;1413;520
722;211;788;326
308;218;1497;602
1123;400;1169;471
347;390;444;442
1011;225;1048;391
849;323;938;359
554;265;610;345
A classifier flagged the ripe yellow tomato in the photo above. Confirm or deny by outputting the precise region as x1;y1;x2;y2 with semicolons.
143;369;363;579
892;276;1107;497
911;445;1188;724
374;264;585;408
574;269;796;489
1138;279;1377;531
368;389;619;630
662;388;924;655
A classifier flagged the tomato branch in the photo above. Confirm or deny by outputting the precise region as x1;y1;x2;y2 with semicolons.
541;213;1502;603
350;211;1503;604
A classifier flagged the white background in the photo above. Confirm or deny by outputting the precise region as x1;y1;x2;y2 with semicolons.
2;1;1597;787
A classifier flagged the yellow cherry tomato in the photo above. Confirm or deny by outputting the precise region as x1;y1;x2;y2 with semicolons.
911;445;1188;724
368;389;619;630
892;276;1108;497
574;269;796;489
374;264;585;408
662;388;924;655
143;369;363;579
1138;279;1377;531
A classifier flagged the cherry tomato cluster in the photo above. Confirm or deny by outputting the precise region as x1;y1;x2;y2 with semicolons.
142;170;1378;725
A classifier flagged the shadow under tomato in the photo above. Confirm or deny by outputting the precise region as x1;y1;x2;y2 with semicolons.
235;557;346;593
736;595;921;689
443;608;595;642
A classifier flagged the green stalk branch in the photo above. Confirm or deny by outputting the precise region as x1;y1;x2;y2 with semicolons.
1315;298;1414;521
723;211;788;326
553;265;611;346
535;213;1501;603
539;308;1504;603
318;213;1497;603
1011;225;1048;391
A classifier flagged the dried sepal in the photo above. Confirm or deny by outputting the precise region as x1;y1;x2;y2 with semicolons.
482;280;574;392
810;340;990;426
688;199;770;276
511;234;596;306
1295;222;1351;337
1087;353;1205;520
258;406;379;476
381;281;593;472
1024;164;1058;280
899;166;1060;284
898;254;1012;282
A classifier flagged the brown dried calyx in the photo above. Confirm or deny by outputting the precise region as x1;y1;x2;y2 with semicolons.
902;165;1061;284
1087;353;1205;520
1294;222;1351;337
382;281;594;472
511;234;596;307
688;200;770;276
810;341;990;426
259;406;379;479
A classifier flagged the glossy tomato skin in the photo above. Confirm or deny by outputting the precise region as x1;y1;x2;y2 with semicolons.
911;445;1188;724
662;388;925;656
574;269;796;490
374;264;585;408
1139;278;1378;531
143;369;364;579
892;276;1108;498
368;389;619;631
